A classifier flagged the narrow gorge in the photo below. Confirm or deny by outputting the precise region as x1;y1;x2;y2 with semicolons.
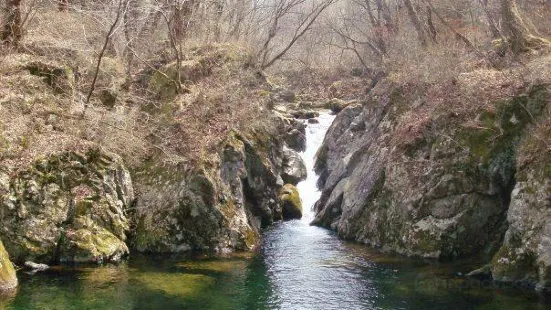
1;1;551;308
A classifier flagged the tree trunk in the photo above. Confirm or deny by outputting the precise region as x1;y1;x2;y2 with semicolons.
1;0;22;45
124;0;140;77
366;0;387;54
479;0;501;39
404;0;427;47
172;0;196;42
501;0;549;53
58;0;69;12
426;5;437;43
377;0;395;33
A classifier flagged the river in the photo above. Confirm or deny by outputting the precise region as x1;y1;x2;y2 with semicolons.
1;113;549;309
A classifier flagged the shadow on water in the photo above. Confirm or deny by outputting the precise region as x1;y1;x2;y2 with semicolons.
2;112;551;309
6;253;276;310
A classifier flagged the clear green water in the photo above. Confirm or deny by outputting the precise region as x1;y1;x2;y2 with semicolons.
1;114;549;309
0;241;549;310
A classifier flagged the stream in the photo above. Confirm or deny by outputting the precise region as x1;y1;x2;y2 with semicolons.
1;113;550;309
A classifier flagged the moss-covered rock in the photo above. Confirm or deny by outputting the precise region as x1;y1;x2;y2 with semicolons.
132;122;289;254
0;239;17;292
312;80;549;263
279;184;302;220
490;114;551;289
148;60;205;101
0;149;134;264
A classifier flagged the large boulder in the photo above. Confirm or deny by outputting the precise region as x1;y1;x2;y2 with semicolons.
0;149;134;264
271;87;296;103
281;146;307;185
312;81;548;261
133;127;288;254
0;240;17;292
325;98;359;114
279;184;302;220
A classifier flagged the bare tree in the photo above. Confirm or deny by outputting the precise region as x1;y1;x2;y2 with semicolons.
1;0;23;45
403;0;428;47
258;0;337;69
500;0;549;54
329;0;390;68
424;0;479;54
170;0;197;42
361;0;388;54
479;0;501;39
83;0;127;116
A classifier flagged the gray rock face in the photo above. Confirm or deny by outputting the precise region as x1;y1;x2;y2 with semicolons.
312;82;548;263
491;148;551;289
281;146;307;185
133;116;306;254
0;150;133;264
271;87;296;103
286;128;306;152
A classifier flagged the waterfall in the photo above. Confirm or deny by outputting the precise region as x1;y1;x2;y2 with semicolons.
296;113;336;222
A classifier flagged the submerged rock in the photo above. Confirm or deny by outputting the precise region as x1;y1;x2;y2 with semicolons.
0;149;134;264
0;240;17;292
24;261;49;272
279;184;302;220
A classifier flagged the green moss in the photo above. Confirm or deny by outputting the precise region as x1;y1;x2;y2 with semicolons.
133;216;169;253
413;229;441;254
0;240;17;291
258;90;270;97
61;222;128;263
314;144;328;173
492;245;537;281
458;86;549;184
243;228;259;249
20;136;29;149
279;184;302;220
148;64;180;102
545;164;551;178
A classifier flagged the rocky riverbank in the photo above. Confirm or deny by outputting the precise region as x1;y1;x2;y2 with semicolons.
311;56;551;290
0;43;317;291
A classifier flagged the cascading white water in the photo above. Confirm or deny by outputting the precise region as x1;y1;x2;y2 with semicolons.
260;112;381;310
296;113;336;222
